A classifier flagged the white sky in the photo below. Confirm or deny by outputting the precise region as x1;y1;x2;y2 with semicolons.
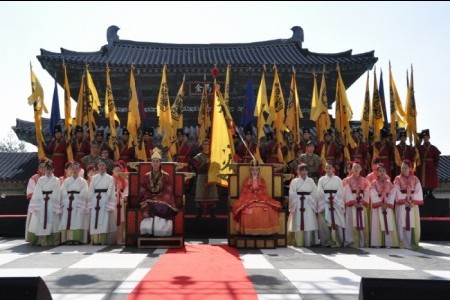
1;1;449;154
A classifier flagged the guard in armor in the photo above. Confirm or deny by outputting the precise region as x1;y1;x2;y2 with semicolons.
81;141;102;173
193;139;219;218
298;141;322;183
118;128;136;163
72;126;90;164
416;129;441;199
44;124;68;177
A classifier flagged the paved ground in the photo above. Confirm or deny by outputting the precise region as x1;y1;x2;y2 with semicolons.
0;238;450;300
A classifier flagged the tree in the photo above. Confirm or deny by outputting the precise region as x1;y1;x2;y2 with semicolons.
0;130;27;152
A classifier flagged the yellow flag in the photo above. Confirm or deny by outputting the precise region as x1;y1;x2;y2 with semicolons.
406;66;418;145
28;67;47;159
310;73;321;122
360;72;371;143
269;65;287;145
316;67;331;141
335;65;356;160
156;65;175;155
85;67;101;141
285;69;301;143
208;79;234;187
254;68;269;143
284;69;301;162
389;62;407;141
371;69;384;142
171;75;185;130
127;66;147;161
197;77;211;143
105;65;120;161
75;74;86;127
62;63;74;161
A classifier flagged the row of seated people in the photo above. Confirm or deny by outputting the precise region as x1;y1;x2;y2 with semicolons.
25;148;178;246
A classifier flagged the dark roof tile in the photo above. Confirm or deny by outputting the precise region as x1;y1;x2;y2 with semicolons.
0;152;38;183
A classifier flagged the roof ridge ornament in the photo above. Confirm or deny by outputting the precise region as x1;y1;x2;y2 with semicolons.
290;26;304;44
107;25;120;46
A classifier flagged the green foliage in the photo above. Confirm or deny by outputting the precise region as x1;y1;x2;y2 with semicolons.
0;131;27;152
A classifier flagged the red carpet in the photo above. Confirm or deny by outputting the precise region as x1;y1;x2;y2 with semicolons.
127;244;258;300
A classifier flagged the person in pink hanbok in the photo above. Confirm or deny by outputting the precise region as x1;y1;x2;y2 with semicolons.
112;163;128;244
370;164;399;248
344;162;370;248
394;160;423;249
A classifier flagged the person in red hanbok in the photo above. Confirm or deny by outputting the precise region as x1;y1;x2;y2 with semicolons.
416;129;440;199
45;125;68;177
72;126;90;165
373;129;394;178
139;148;178;236
232;161;281;236
395;129;415;177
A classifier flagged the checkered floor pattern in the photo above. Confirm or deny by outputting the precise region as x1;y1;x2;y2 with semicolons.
0;238;450;300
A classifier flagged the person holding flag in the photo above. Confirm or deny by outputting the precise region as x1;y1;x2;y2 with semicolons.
193;138;219;218
44;124;68;177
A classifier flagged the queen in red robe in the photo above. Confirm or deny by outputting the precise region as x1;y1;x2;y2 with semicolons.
232;164;281;235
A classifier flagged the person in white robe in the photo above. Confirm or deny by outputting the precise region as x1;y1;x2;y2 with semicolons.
59;162;89;244
87;159;116;245
27;160;62;246
288;163;319;247
317;162;345;247
393;160;423;249
25;158;46;242
344;162;371;248
370;163;399;248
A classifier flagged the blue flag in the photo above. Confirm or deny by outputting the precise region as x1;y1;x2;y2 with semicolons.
241;76;255;129
49;77;61;135
379;70;389;130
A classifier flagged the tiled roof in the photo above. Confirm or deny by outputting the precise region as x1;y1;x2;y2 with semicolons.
37;27;377;70
0;152;38;183
438;155;450;183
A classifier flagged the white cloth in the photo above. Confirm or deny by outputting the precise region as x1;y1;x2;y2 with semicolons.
87;173;116;235
287;176;318;232
59;176;89;231
317;175;345;228
140;217;173;236
28;175;61;236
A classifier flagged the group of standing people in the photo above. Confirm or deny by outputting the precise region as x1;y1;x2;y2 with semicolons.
25;156;129;246
287;159;423;249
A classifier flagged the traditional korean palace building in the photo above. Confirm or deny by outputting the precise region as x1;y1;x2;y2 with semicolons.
14;25;377;144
